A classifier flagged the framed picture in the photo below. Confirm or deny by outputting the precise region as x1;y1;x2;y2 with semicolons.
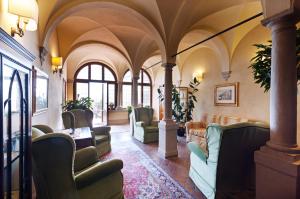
62;78;67;106
32;67;49;113
214;82;239;106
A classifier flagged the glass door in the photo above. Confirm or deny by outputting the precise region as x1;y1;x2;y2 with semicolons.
102;83;108;125
1;56;31;199
88;82;108;126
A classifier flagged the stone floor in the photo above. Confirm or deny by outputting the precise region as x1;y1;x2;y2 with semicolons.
110;124;205;199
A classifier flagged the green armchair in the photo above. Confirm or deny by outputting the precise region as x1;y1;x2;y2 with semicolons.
31;128;124;199
188;122;270;199
131;107;159;143
62;109;111;156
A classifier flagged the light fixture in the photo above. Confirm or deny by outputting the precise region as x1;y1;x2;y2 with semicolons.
193;71;204;82
51;57;63;74
8;0;39;37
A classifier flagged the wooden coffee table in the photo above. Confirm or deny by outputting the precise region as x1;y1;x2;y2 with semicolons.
61;127;94;150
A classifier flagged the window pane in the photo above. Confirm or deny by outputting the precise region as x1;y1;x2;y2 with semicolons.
77;66;89;79
108;84;115;106
143;71;150;83
91;64;102;80
104;67;115;81
138;71;142;83
122;85;131;107
123;71;132;82
90;83;103;126
76;83;88;98
138;85;141;105
143;86;151;107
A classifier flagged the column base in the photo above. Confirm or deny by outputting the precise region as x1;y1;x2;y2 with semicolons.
254;146;300;199
158;120;178;158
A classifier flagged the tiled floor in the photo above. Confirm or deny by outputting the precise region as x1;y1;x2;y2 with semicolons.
110;124;205;199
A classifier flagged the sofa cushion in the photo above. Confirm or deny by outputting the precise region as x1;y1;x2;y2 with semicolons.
95;135;109;145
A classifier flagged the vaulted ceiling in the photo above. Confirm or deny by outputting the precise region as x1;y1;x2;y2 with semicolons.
38;0;263;78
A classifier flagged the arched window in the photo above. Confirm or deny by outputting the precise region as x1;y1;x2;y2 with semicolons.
122;69;152;107
74;62;117;125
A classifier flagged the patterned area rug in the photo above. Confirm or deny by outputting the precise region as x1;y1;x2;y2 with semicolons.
101;142;193;199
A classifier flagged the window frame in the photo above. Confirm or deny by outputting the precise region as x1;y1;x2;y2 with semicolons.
122;69;152;107
73;62;117;107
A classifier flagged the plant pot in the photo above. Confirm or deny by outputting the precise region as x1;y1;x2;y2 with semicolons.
177;127;185;137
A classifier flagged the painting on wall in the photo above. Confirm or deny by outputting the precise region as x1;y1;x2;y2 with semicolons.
32;67;49;113
214;82;239;106
62;78;67;106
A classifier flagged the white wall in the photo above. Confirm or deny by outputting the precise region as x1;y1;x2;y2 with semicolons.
1;0;66;130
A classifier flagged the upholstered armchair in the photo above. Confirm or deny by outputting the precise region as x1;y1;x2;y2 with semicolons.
131;107;159;143
32;124;54;134
188;122;270;199
62;109;111;156
31;128;124;199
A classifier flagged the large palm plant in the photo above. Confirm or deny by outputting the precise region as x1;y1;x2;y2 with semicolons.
249;28;300;92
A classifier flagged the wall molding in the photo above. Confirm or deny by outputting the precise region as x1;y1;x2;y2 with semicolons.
0;28;35;62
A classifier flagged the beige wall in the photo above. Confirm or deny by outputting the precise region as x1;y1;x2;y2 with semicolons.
0;0;66;130
153;25;300;144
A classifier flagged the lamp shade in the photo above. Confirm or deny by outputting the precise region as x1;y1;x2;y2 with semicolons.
52;57;63;67
8;0;39;31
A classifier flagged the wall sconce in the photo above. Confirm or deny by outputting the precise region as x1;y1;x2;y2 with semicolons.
193;71;204;82
8;0;39;37
52;57;63;74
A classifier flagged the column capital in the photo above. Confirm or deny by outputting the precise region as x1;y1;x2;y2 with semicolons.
162;63;176;68
262;9;297;28
132;75;139;81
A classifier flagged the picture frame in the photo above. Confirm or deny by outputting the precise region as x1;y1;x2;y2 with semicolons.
62;78;67;106
32;66;49;113
214;82;239;106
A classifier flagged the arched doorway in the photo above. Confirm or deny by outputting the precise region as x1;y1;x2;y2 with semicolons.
74;62;117;125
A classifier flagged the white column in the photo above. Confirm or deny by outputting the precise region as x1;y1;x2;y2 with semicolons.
158;63;178;158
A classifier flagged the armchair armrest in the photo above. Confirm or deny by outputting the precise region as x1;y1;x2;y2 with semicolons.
75;159;123;189
74;146;98;173
92;126;111;136
135;121;144;127
188;142;208;163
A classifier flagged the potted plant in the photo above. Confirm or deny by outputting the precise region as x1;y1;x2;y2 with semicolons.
108;102;115;110
249;28;300;92
62;97;93;112
185;77;201;122
127;106;132;120
158;85;185;136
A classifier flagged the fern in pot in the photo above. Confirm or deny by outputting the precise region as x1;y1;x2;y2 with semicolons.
249;28;300;92
62;97;93;112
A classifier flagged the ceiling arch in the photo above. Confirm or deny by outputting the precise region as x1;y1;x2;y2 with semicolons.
41;0;166;61
65;43;131;80
177;29;230;73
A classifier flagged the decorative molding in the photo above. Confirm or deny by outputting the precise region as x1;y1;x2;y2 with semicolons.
39;46;48;66
0;28;35;62
221;71;231;81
